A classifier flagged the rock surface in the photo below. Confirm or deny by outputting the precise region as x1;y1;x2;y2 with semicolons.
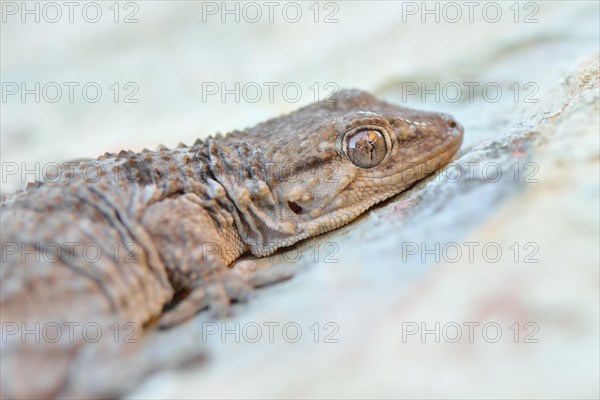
2;1;598;398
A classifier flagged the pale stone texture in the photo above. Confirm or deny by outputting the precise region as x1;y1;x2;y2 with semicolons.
1;1;598;398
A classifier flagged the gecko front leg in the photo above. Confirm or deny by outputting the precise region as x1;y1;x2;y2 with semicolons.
141;193;292;328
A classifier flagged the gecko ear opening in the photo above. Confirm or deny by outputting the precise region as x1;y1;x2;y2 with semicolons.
288;201;303;214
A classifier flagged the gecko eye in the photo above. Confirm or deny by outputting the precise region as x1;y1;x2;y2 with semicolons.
344;128;387;168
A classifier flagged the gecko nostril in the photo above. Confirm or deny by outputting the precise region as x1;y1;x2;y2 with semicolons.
444;116;463;135
441;114;461;132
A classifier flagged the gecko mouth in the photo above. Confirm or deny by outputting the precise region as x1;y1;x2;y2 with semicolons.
297;142;462;238
398;140;461;183
408;138;462;173
355;138;462;187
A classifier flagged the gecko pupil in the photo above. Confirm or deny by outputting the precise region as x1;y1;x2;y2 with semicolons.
345;129;387;168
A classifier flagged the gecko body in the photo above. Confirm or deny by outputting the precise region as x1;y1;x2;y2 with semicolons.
0;90;463;398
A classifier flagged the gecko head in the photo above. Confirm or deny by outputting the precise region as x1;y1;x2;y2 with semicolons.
218;89;463;256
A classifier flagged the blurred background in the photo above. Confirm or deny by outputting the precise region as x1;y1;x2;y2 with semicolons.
1;1;599;398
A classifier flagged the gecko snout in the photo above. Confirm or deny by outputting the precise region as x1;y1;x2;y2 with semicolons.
440;114;464;138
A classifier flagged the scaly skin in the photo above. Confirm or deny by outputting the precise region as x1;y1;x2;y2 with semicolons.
0;89;463;398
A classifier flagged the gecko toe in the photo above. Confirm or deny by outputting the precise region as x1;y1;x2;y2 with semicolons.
245;264;296;287
206;283;231;319
224;279;255;303
158;288;208;329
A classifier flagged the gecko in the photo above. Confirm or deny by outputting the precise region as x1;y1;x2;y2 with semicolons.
0;89;463;398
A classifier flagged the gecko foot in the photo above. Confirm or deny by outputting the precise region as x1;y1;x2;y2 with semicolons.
158;265;296;329
243;264;296;287
158;273;255;329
